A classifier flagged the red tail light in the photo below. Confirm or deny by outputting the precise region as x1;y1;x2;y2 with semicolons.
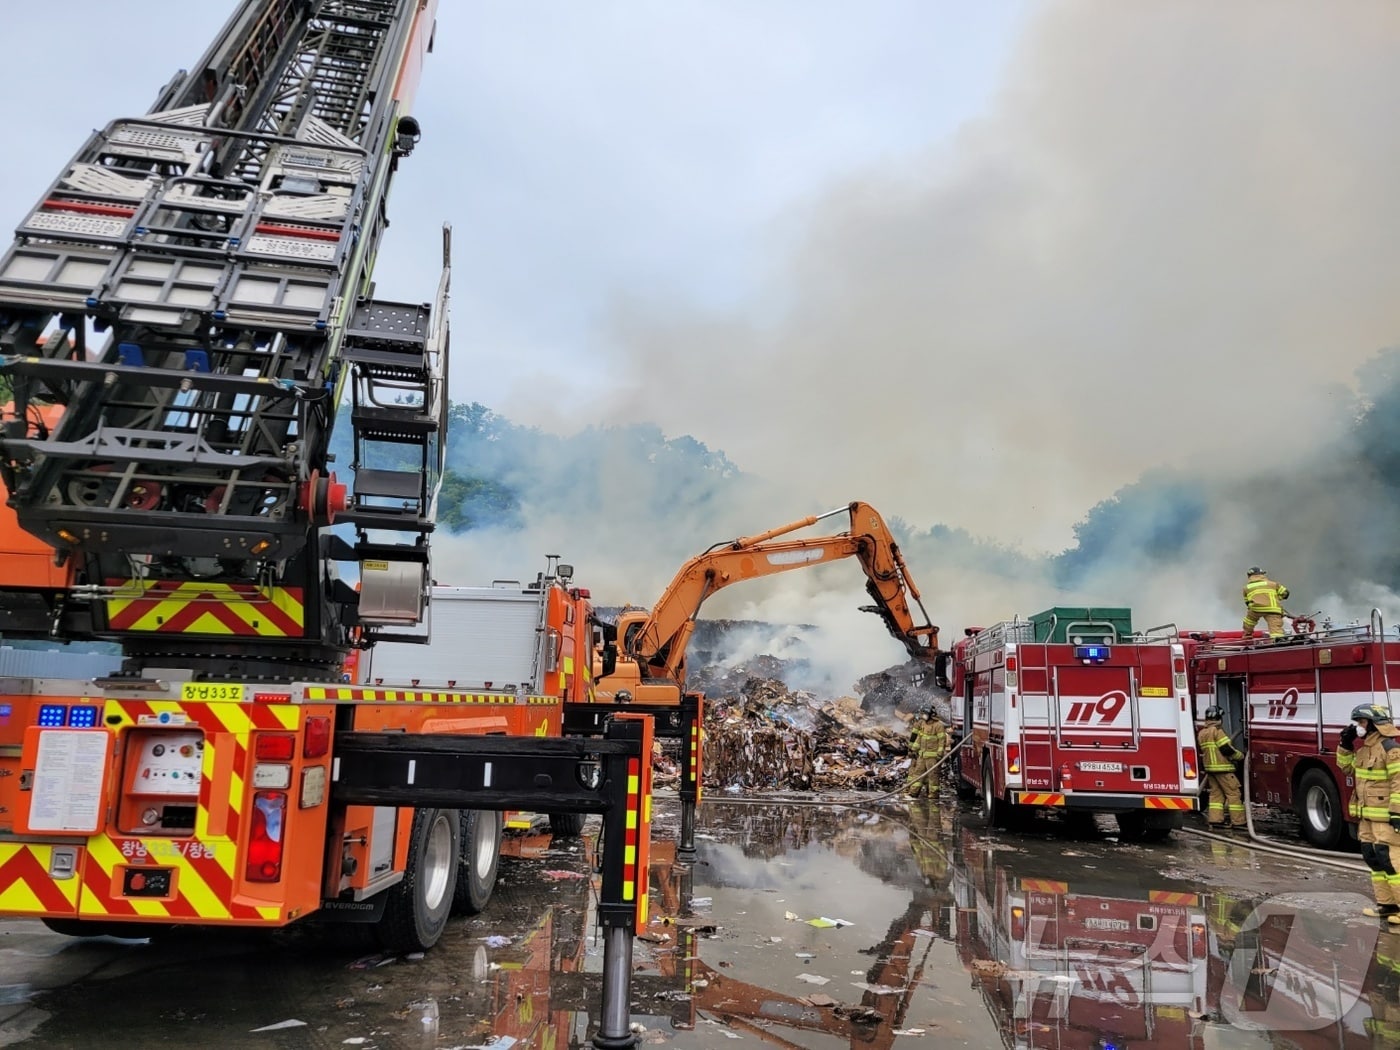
1011;905;1026;940
1007;744;1021;775
303;716;331;759
255;733;295;761
1182;747;1198;779
1060;763;1073;791
245;791;286;882
1006;655;1018;672
1191;921;1206;957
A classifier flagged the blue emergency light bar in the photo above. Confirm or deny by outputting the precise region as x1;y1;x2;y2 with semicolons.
36;704;101;728
1075;645;1111;663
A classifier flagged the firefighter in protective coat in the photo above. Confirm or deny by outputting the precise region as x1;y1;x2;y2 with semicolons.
1242;567;1290;639
1197;706;1247;829
907;708;947;800
1338;704;1400;922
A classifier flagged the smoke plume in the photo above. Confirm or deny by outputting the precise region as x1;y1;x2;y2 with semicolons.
434;2;1400;690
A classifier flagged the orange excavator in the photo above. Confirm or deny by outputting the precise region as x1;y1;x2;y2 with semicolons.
592;500;942;707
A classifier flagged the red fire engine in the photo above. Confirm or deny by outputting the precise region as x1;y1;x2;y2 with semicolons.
1181;613;1399;849
952;826;1209;1048
948;608;1200;840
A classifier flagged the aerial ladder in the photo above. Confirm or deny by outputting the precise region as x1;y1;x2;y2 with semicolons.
0;4;648;1045
0;0;448;671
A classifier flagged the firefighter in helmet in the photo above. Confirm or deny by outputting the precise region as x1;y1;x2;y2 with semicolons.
1242;567;1290;640
907;706;947;801
1198;706;1247;830
1338;704;1400;921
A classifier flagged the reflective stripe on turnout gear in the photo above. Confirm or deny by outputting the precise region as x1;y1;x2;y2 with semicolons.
1340;730;1400;821
1243;576;1288;614
912;719;947;761
1197;721;1240;773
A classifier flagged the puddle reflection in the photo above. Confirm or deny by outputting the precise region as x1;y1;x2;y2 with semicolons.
6;801;1398;1048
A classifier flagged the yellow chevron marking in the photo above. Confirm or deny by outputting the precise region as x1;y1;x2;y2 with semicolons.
88;834;231;920
0;846;80;912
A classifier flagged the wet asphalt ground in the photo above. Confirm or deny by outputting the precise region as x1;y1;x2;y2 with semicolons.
0;791;1387;1049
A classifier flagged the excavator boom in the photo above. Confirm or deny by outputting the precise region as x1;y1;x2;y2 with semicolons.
623;501;939;685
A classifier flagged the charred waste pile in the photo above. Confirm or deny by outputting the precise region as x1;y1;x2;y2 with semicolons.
651;619;951;793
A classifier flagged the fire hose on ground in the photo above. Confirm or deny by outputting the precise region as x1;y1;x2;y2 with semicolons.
1181;751;1368;874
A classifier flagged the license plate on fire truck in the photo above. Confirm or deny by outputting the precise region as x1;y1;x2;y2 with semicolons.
1079;762;1123;773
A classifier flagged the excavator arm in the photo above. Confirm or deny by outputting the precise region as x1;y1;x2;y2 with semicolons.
626;501;939;685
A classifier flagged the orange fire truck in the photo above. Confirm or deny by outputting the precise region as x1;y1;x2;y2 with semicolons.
1180;614;1400;849
0;1;652;1039
948;608;1200;840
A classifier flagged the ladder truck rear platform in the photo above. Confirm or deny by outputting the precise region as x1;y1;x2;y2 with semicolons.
0;2;653;1044
948;607;1201;841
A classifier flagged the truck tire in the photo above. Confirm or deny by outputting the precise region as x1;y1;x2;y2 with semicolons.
377;807;460;953
452;809;502;916
1116;810;1179;843
1296;768;1344;849
956;771;979;802
980;758;1005;828
548;811;586;838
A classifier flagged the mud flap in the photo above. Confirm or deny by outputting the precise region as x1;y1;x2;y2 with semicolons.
316;893;389;924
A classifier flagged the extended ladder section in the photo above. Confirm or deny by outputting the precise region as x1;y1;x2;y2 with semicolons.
337;228;449;637
0;0;442;655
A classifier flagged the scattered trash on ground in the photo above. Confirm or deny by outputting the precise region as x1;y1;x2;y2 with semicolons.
653;655;948;791
250;1018;306;1032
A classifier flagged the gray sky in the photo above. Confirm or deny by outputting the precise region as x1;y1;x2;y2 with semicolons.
0;0;1023;493
4;2;1400;654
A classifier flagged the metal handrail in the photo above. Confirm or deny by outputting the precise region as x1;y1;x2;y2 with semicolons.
966;617;1035;655
1376;609;1392;710
1134;622;1181;643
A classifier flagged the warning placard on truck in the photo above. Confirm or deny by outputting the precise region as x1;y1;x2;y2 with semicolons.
29;730;109;833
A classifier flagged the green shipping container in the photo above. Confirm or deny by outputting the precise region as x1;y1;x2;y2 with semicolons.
1029;607;1132;644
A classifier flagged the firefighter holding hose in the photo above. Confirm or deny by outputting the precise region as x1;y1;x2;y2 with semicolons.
907;707;947;802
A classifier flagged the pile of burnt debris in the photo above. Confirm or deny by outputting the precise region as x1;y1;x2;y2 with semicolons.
651;646;950;792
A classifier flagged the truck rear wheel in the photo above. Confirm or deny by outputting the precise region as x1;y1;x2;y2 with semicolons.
548;811;586;838
1116;810;1179;843
980;759;1005;828
377;807;460;953
452;809;502;915
1296;768;1344;849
